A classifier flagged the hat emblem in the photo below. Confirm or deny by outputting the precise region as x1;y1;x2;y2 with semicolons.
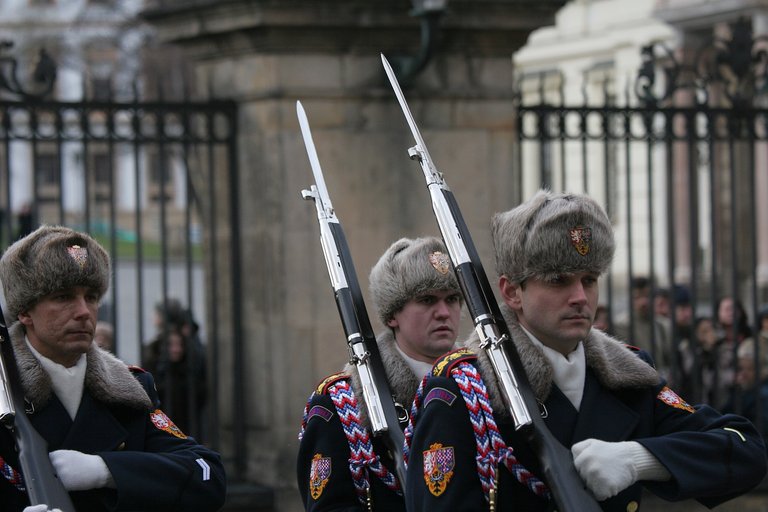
569;226;592;256
429;251;451;275
67;245;88;268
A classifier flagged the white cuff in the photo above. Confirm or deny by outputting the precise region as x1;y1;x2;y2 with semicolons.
629;442;671;482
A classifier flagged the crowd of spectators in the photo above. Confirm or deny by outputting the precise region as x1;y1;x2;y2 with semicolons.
600;278;768;449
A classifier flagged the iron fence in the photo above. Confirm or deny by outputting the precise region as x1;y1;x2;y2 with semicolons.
514;18;768;437
0;45;244;473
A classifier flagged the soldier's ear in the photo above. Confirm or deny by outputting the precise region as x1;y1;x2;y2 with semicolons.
18;309;33;328
498;275;523;311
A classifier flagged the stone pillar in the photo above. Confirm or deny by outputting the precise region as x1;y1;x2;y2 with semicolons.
141;1;565;508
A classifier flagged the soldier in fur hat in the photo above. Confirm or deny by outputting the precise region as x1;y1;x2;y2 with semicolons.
405;190;766;511
0;225;226;512
297;236;463;511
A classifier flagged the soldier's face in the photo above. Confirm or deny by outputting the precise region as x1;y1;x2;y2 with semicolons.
736;357;756;389
19;286;99;367
387;289;462;364
501;272;599;356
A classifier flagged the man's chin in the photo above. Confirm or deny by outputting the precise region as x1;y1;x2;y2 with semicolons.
67;338;94;351
561;327;590;343
430;338;457;354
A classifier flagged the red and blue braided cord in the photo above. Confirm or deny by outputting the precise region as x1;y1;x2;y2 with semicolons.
327;379;402;500
403;362;549;502
451;362;550;500
403;373;429;465
0;455;25;492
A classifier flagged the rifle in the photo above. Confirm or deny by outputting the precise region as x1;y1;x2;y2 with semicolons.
381;54;602;512
0;299;75;510
297;100;408;492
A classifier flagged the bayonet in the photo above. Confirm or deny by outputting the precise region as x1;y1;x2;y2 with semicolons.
382;53;601;512
298;100;408;492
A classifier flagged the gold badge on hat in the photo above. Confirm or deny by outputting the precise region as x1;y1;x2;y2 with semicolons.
429;251;451;275
67;244;88;268
569;226;592;256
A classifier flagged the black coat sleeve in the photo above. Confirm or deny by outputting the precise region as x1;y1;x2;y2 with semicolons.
297;393;363;512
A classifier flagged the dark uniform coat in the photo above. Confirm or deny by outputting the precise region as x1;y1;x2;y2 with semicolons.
406;305;767;512
0;323;226;512
297;331;418;511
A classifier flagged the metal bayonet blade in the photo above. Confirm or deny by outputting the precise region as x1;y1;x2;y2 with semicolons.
380;54;435;164
296;101;334;212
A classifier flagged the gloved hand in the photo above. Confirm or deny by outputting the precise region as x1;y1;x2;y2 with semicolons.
49;449;115;491
23;506;62;512
571;438;670;501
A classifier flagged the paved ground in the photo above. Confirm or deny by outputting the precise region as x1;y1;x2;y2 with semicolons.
642;487;768;512
272;483;768;512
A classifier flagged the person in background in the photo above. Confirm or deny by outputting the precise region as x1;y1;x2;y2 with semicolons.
405;190;767;512
714;296;752;409
671;285;693;344
143;298;186;375
716;296;752;347
143;298;207;439
151;326;206;435
93;321;114;352
724;337;768;448
614;276;672;381
297;236;463;511
0;225;225;512
592;304;611;333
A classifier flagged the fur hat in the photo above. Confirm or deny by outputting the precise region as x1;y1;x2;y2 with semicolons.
369;236;460;325
492;189;614;284
0;225;110;320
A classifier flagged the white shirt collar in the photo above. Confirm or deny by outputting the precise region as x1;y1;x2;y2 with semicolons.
393;342;439;380
25;337;87;420
520;326;586;410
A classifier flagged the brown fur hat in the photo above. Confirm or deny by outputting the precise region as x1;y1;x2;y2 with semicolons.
492;190;614;284
0;225;110;320
369;236;460;325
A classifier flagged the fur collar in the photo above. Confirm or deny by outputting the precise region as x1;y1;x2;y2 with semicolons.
344;330;420;429
464;304;660;416
10;323;153;412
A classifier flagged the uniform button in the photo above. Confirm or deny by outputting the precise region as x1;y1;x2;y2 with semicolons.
626;501;639;512
117;442;126;450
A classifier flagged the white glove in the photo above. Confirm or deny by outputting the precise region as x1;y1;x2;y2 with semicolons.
23;506;62;512
49;449;115;491
571;439;670;501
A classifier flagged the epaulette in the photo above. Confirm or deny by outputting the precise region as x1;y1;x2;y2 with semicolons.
624;343;656;368
315;371;350;394
432;347;477;377
128;365;147;374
